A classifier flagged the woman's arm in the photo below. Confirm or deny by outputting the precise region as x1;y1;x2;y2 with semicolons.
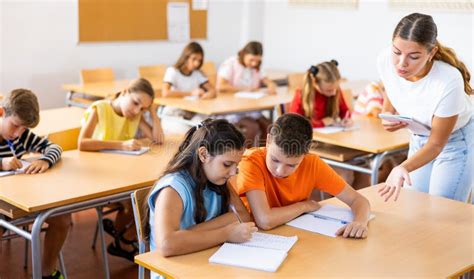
379;115;458;202
77;108;141;151
154;187;256;257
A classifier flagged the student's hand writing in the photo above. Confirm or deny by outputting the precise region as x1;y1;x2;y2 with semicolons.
191;88;205;97
2;157;22;171
121;139;142;151
322;117;335;127
378;165;411;202
302;199;321;213
153;130;165;145
267;85;277;95
24;160;49;174
199;92;215;100
340;117;353;127
225;221;258;243
336;221;368;239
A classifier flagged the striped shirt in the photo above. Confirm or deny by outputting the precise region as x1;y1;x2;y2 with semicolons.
0;129;62;168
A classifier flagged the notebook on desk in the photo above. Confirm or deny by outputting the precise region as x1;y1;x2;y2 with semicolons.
100;146;150;156
313;124;360;134
209;232;297;272
0;160;31;177
287;204;375;237
234;91;267;99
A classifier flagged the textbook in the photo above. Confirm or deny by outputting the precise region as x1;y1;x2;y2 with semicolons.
234;91;267;99
378;113;431;135
287;204;375;237
100;147;150;156
0;160;31;177
313;124;360;134
209;232;297;272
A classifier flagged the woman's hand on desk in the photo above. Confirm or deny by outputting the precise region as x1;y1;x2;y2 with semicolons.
24;160;49;174
336;221;368;239
1;157;22;171
379;165;411;202
225;221;258;243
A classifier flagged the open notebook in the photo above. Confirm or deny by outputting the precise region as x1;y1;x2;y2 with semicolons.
378;114;431;135
0;160;31;177
100;147;150;156
287;204;375;237
209;232;297;272
313;124;359;134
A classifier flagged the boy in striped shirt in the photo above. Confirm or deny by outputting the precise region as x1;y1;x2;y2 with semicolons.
0;89;69;279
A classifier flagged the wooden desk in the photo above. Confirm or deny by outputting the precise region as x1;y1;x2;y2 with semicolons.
312;116;409;184
0;135;182;278
135;185;473;278
154;87;294;120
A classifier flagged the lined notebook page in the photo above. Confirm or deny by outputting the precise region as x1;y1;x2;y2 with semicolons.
209;243;287;272
242;232;297;252
209;232;297;272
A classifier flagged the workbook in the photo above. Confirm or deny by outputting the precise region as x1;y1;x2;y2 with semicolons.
209;232;297;272
378;113;431;135
234;91;267;99
313;125;359;134
100;146;150;156
287;204;375;237
0;160;31;177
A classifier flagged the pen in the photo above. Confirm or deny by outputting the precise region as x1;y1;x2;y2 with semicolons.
6;140;17;159
311;213;348;225
229;204;243;223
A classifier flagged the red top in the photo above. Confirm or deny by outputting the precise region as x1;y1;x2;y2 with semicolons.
289;88;350;128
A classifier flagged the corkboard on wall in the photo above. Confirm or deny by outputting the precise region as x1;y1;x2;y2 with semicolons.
78;0;207;42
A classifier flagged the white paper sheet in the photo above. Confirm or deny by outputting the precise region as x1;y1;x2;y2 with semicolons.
167;2;190;42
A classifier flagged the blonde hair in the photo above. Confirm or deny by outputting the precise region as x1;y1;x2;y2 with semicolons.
301;60;341;119
393;13;472;95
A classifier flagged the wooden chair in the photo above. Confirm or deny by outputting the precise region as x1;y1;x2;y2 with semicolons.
342;89;354;112
138;64;166;97
288;72;305;93
201;61;217;87
131;187;153;279
80;68;115;84
47;128;81;151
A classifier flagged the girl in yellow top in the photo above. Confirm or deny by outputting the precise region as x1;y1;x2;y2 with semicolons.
78;78;164;151
78;78;164;261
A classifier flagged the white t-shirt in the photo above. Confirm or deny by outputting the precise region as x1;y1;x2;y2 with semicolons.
377;47;473;135
163;67;208;92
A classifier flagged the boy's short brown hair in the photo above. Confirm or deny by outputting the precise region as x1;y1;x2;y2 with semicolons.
269;113;313;157
3;89;40;128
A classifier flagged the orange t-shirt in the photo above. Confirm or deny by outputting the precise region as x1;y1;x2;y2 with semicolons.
236;147;346;211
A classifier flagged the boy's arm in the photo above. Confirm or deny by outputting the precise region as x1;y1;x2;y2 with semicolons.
335;184;371;239
246;189;320;230
23;130;62;167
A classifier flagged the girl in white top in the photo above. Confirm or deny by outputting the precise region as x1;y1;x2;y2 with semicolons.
377;13;473;203
161;42;217;133
217;41;277;147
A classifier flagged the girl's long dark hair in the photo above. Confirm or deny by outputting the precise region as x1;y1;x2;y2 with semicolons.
143;119;245;240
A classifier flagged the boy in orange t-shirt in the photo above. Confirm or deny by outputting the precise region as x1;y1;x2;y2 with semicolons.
236;113;371;238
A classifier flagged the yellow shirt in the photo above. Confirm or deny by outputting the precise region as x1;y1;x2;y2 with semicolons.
82;100;141;141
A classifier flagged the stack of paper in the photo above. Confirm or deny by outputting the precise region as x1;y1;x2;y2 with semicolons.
209;232;297;272
0;160;31;177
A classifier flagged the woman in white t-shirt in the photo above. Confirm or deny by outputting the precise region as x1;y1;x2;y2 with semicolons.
217;41;277;147
378;13;473;203
161;42;216;133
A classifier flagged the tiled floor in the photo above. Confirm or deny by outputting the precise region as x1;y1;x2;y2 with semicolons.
0;209;138;279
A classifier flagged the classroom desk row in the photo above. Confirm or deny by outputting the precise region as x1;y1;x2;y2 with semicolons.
135;185;473;278
0;136;183;279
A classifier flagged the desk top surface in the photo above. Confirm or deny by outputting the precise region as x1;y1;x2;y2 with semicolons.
0;136;182;212
135;185;473;278
313;116;410;153
32;107;85;136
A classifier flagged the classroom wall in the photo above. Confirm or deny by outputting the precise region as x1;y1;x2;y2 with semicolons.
261;0;473;81
0;0;248;109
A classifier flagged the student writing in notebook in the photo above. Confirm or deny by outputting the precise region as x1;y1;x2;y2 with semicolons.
290;60;352;128
78;78;164;261
236;113;371;238
217;41;277;147
0;89;68;279
161;42;217;134
146;119;256;278
377;13;473;202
